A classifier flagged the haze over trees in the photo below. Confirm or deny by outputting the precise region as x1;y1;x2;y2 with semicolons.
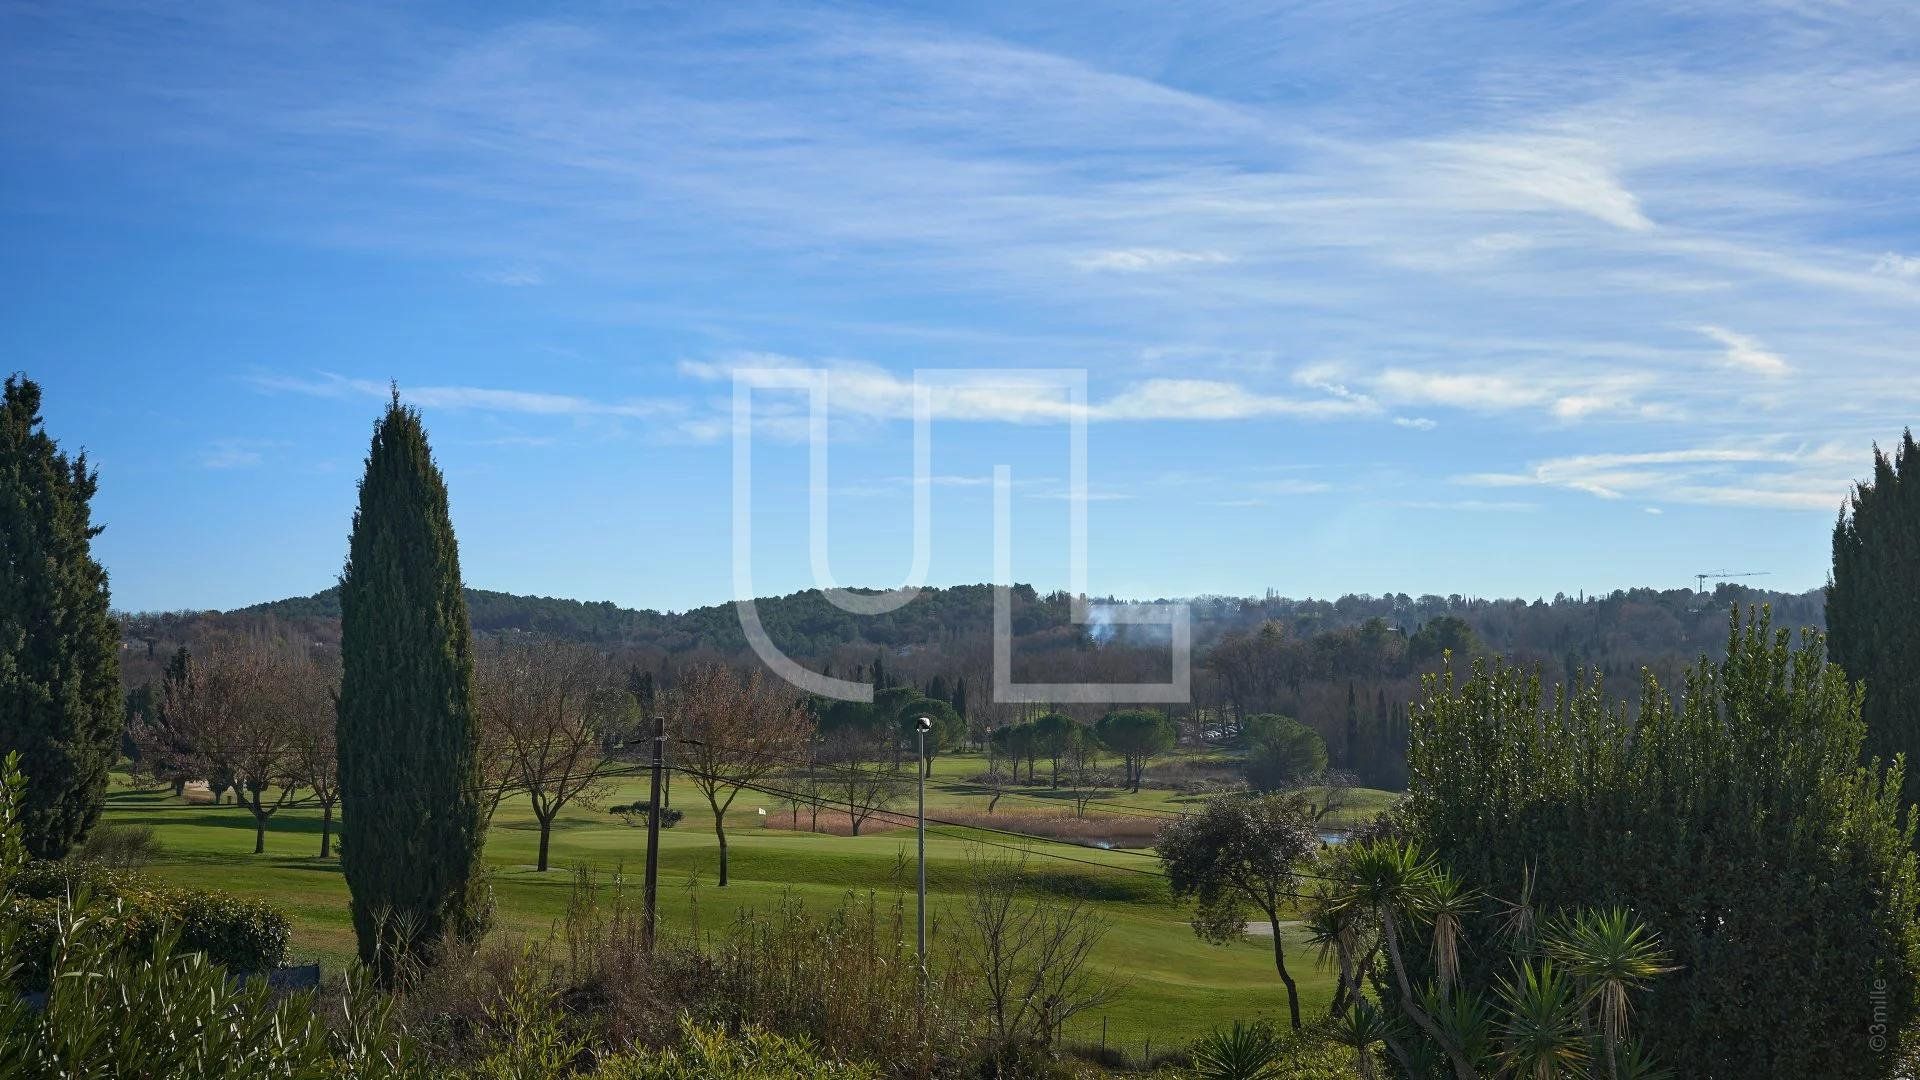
0;376;120;860
337;392;489;979
1829;429;1920;806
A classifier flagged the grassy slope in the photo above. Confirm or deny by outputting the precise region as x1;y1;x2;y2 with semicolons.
105;751;1397;1045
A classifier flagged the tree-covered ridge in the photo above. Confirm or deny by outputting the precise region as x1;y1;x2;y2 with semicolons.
210;580;1820;662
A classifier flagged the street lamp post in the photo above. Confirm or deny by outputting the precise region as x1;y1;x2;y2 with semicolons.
915;714;932;972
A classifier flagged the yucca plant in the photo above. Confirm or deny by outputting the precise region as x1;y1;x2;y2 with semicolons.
1422;984;1495;1073
1495;959;1588;1080
1189;1020;1289;1080
1303;883;1374;1018
1418;870;1477;1002
1543;907;1674;1079
1328;1000;1390;1080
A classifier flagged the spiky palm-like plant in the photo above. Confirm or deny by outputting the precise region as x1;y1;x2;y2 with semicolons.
1419;870;1477;1001
1544;907;1674;1078
1495;959;1588;1080
1329;1000;1390;1080
1188;1020;1288;1080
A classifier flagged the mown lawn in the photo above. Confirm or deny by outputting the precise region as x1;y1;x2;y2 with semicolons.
104;750;1398;1046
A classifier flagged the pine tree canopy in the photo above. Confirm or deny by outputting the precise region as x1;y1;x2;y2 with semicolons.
0;375;120;859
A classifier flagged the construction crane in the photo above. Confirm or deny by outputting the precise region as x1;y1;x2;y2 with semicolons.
1694;570;1770;593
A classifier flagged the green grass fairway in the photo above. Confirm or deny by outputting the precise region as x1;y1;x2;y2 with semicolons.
104;752;1398;1046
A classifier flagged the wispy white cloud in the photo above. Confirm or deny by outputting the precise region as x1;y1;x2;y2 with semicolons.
1421;134;1653;231
1698;325;1790;376
1455;443;1860;510
200;439;271;469
1075;248;1233;272
253;372;678;420
683;358;1376;426
1871;252;1920;279
1399;499;1538;513
1393;417;1438;430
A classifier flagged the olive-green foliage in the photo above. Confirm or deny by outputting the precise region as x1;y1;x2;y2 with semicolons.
594;1018;882;1080
1406;615;1478;668
0;376;121;860
1404;608;1920;1078
0;895;424;1079
1031;712;1081;785
1829;429;1920;807
1241;714;1326;791
338;392;488;976
1094;709;1176;790
5;862;290;988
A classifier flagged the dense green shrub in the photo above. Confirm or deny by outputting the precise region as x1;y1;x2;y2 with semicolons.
1188;1019;1357;1080
1239;715;1327;791
1403;609;1920;1078
0;894;423;1079
608;801;683;828
5;862;289;986
72;821;161;870
594;1018;881;1080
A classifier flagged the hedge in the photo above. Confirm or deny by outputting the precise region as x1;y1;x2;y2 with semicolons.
4;863;289;989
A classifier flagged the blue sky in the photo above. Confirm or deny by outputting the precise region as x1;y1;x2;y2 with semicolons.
4;1;1918;614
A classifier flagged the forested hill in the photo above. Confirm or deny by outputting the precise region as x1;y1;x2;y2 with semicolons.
132;579;1824;665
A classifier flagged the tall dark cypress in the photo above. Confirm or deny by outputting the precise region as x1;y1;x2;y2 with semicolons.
338;391;487;978
0;376;120;859
1343;681;1359;771
1830;430;1920;806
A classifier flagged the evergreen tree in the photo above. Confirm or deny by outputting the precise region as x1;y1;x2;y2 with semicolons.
925;673;950;704
1343;680;1359;772
1371;687;1388;785
337;391;487;979
1406;610;1920;1077
0;376;120;859
1830;430;1920;806
951;675;968;726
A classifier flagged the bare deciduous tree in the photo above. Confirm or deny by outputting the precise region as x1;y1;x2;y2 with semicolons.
286;652;341;857
953;854;1118;1062
673;665;814;885
160;635;308;854
477;639;621;872
819;724;912;836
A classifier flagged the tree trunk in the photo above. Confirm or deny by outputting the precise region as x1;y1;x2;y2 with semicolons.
536;817;552;872
253;814;267;854
172;778;185;798
319;803;333;858
714;817;730;886
1268;918;1303;1030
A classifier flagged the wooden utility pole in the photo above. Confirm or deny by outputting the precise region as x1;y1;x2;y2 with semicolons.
642;713;664;950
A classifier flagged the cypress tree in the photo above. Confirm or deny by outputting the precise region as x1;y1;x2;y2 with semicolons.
1830;430;1920;806
1343;681;1359;771
0;376;120;859
337;391;487;979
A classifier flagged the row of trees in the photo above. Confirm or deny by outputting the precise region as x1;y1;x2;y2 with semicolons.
129;632;649;872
